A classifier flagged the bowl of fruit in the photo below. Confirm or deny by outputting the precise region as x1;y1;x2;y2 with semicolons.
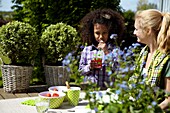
48;86;68;102
48;86;68;92
38;91;65;109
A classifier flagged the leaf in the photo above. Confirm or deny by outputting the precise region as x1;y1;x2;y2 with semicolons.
0;56;11;64
129;106;134;113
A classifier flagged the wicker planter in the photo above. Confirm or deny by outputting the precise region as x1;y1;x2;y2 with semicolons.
44;65;70;86
1;65;33;93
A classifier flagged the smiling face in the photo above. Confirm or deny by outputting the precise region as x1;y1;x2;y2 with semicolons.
133;19;148;44
93;23;109;43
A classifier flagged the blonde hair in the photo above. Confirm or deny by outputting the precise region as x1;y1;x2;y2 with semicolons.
135;9;170;53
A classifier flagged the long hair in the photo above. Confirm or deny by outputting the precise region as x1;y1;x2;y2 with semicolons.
135;9;170;53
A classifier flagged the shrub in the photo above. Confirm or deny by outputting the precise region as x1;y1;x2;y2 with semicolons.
40;22;81;65
0;21;39;66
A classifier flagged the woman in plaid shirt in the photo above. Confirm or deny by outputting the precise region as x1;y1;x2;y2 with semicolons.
79;8;125;89
134;9;170;110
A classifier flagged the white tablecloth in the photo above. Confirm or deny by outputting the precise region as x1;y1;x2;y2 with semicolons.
0;92;91;113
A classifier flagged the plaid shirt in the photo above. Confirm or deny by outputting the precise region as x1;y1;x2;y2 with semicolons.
138;46;170;87
79;43;120;88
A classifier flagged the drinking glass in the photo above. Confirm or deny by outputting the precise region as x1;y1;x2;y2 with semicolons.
35;97;49;113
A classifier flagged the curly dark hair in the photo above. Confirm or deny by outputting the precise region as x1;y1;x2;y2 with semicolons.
79;8;125;46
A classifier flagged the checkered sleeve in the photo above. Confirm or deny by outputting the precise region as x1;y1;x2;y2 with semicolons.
79;47;91;75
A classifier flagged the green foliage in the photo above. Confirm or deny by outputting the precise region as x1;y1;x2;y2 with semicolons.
0;21;39;65
84;44;168;113
64;43;169;112
40;22;81;65
137;0;157;11
0;44;11;65
88;0;121;11
0;11;14;21
12;0;123;35
121;10;137;48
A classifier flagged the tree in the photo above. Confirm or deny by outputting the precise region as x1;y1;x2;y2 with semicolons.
121;10;137;49
11;0;122;35
137;0;157;10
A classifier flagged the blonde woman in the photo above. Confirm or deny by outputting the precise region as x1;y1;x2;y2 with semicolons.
134;9;170;110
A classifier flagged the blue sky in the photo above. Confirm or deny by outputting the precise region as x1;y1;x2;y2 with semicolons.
120;0;138;11
0;0;157;12
0;0;14;11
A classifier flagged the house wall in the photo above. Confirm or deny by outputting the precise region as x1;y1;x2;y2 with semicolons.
157;0;170;12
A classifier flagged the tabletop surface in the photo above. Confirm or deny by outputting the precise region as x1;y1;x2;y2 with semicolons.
0;85;49;100
0;92;91;113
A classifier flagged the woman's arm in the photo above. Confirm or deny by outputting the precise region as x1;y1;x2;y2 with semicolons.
79;46;93;75
159;77;170;109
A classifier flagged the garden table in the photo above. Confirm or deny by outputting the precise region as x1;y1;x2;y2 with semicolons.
0;92;91;113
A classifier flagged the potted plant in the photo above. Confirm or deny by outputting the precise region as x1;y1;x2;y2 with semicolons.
0;21;39;93
40;22;81;86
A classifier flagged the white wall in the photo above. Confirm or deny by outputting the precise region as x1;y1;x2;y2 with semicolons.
157;0;170;12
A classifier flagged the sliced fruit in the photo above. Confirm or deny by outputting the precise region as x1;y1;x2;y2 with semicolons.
53;93;59;97
53;88;58;91
46;93;51;97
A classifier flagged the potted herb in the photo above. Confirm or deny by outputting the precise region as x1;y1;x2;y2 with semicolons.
0;21;39;92
40;22;81;86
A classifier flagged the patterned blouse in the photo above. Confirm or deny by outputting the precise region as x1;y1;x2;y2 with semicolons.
137;46;170;88
79;43;120;88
